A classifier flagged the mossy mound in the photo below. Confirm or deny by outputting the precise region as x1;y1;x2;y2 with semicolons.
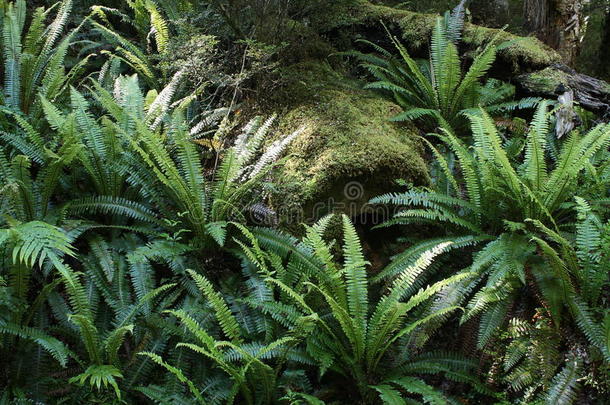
270;78;429;230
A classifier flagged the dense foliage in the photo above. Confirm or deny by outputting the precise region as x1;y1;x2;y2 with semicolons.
0;0;608;404
348;4;539;134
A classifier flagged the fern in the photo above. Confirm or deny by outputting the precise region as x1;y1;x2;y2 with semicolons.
188;269;244;343
0;0;84;117
0;322;70;367
544;358;581;405
348;15;539;134
373;103;610;364
69;364;124;400
236;215;481;403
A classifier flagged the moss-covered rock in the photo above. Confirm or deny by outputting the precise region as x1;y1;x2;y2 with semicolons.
269;70;429;230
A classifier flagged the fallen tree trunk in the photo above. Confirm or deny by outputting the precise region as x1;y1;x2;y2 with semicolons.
516;64;610;117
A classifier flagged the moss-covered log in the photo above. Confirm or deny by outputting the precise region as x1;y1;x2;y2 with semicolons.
516;64;610;114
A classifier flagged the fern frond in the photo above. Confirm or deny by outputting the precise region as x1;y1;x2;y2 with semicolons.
545;358;581;405
341;215;369;342
188;269;243;343
0;322;70;366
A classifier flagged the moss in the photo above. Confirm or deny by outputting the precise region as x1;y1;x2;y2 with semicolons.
395;12;438;50
310;0;384;32
270;60;357;108
327;2;437;50
516;67;571;95
282;19;337;61
270;80;429;230
461;25;561;72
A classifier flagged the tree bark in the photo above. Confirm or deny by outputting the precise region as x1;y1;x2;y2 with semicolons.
516;64;610;117
597;7;610;78
523;0;586;65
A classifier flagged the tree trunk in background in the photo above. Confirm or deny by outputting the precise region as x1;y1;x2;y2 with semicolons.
598;7;610;78
524;0;586;65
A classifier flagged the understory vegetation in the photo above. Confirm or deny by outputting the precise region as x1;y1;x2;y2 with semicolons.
0;0;608;404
